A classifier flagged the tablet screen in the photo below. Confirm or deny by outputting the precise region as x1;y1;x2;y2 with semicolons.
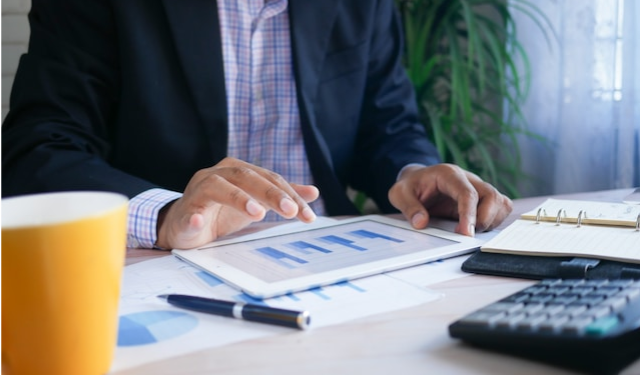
196;219;456;282
173;215;482;298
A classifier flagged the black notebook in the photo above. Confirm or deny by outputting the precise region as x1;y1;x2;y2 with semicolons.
462;199;640;280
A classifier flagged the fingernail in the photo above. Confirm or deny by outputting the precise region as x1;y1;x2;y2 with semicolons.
411;212;425;228
246;199;263;216
280;198;297;215
302;206;316;221
469;224;476;237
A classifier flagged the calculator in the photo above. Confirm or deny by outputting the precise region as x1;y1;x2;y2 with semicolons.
449;279;640;375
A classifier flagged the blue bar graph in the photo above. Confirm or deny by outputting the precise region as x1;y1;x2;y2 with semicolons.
287;240;332;254
255;246;308;268
285;292;301;302
196;271;225;287
349;229;404;243
225;219;459;285
236;293;268;306
319;235;368;251
335;280;367;292
309;287;331;300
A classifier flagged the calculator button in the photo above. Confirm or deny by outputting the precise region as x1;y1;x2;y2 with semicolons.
590;287;621;298
539;316;570;331
585;316;620;336
495;313;527;329
583;306;613;320
558;280;585;287
539;279;562;286
521;286;548;295
549;295;578;305
606;280;634;288
500;293;530;303
560;305;588;317
528;294;555;304
575;295;605;307
617;288;640;301
601;296;629;311
539;304;565;316
545;286;570;295
458;311;505;326
582;280;609;287
481;302;524;314
515;314;548;331
571;287;595;296
561;316;594;334
521;303;545;315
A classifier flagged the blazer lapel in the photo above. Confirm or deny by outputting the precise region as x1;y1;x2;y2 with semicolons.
161;0;228;158
289;0;338;118
289;0;359;215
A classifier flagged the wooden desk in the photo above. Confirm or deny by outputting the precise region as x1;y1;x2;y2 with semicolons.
117;189;640;375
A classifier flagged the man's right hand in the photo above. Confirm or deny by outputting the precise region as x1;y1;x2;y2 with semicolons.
155;157;319;250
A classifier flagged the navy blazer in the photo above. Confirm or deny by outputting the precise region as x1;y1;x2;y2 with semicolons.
2;0;440;215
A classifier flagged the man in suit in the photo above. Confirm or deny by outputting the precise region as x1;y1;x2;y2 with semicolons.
2;0;512;249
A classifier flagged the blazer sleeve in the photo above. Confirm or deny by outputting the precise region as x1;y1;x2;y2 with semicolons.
350;0;441;212
1;0;157;198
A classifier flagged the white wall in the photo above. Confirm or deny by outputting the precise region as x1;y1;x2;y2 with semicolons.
2;0;31;120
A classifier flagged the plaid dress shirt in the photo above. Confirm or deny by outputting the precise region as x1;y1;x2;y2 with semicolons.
127;0;325;248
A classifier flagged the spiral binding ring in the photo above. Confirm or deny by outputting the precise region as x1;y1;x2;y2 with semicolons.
535;208;547;224
535;207;638;229
576;210;586;227
555;209;566;226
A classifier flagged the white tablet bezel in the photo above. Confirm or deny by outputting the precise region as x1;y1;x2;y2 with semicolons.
172;215;483;299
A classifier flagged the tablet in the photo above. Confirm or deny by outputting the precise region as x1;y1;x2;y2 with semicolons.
172;215;484;299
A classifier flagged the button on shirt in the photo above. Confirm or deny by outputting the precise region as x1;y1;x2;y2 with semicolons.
127;0;325;248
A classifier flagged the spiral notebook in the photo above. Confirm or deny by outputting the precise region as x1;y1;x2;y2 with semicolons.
480;198;640;264
461;199;640;280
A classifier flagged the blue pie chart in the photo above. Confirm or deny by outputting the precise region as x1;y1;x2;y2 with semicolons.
117;310;198;346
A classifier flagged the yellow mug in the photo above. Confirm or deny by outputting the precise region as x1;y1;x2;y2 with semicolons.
2;191;128;375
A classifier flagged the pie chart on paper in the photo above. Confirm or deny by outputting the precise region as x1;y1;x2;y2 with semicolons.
117;310;198;346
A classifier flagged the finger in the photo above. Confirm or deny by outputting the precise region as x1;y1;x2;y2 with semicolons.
476;190;513;232
388;181;432;229
392;164;479;236
223;165;317;221
451;190;478;237
164;178;265;249
433;168;479;237
462;172;501;232
291;184;319;222
188;171;267;221
218;158;318;221
208;165;293;218
291;183;320;203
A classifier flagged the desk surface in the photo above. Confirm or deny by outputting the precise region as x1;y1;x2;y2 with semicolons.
118;189;640;375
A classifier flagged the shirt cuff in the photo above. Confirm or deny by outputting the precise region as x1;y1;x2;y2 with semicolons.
127;188;183;249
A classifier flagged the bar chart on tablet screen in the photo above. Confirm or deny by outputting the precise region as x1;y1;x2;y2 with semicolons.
198;220;457;282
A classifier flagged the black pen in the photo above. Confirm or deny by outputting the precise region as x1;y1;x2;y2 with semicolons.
157;294;310;330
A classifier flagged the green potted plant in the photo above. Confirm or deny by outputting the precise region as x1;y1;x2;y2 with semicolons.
352;0;552;211
396;0;551;199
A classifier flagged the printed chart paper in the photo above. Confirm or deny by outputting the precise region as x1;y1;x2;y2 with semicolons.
111;255;441;372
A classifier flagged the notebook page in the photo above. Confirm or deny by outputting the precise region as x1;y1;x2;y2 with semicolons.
481;219;640;263
521;199;640;227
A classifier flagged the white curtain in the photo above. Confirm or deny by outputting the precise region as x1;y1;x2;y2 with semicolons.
509;0;640;197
